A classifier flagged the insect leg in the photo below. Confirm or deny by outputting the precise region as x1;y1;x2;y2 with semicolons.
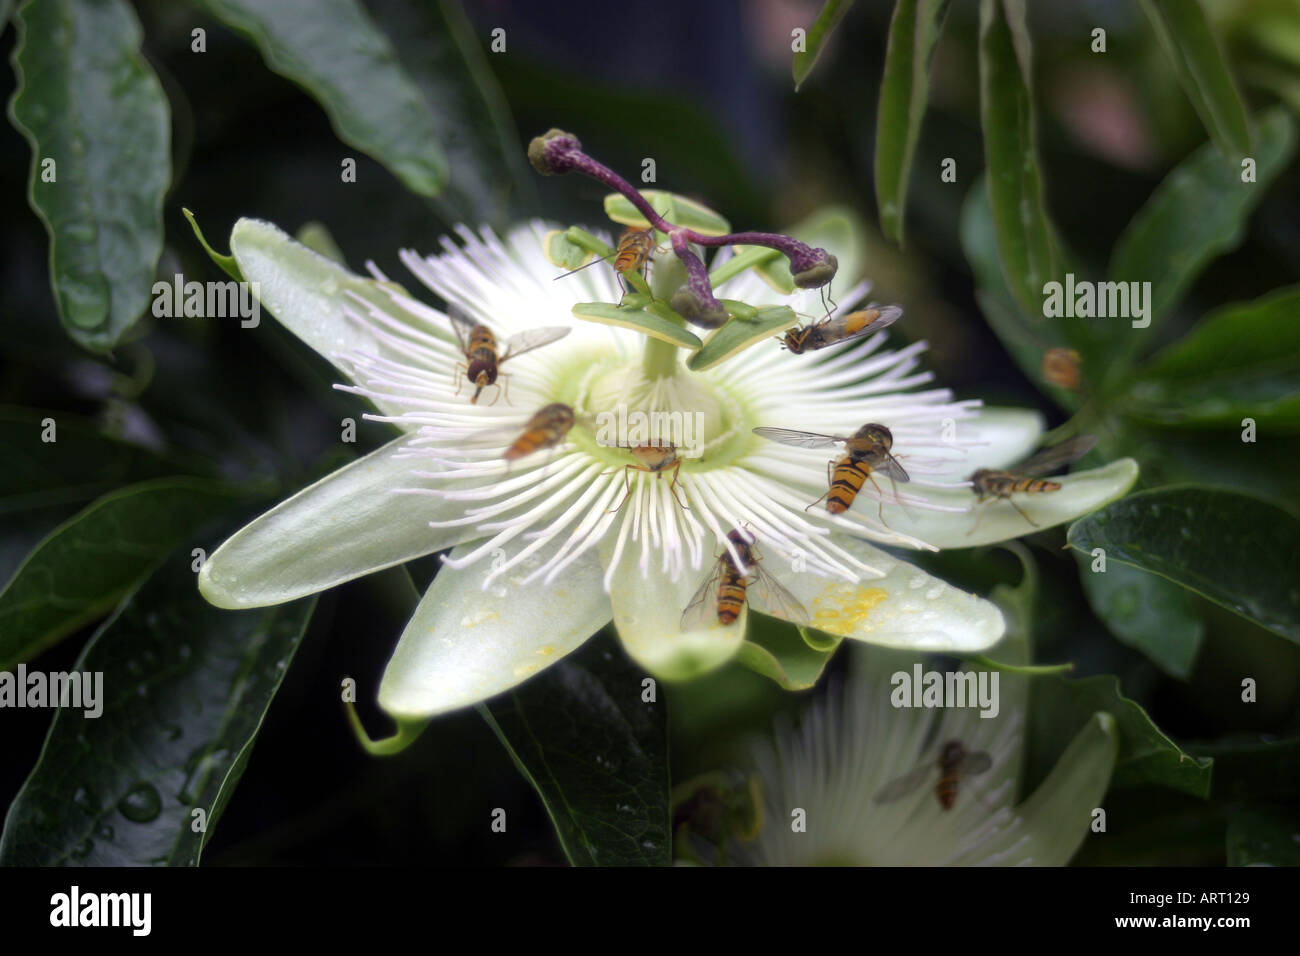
666;460;689;511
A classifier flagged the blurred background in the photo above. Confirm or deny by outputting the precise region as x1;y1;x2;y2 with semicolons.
1;0;1297;865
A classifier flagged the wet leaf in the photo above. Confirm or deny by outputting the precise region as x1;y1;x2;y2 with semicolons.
481;631;670;867
1029;674;1213;798
0;554;316;865
1067;487;1300;645
1109;107;1296;344
0;479;246;670
1123;285;1300;428
8;0;170;351
196;0;448;196
1076;555;1205;679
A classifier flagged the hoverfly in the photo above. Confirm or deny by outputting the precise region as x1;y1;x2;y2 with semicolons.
680;528;808;630
555;227;656;290
968;434;1098;529
752;423;909;519
447;306;570;405
873;740;993;811
605;443;688;513
781;303;903;354
504;403;576;462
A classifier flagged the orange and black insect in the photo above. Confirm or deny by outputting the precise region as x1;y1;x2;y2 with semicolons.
781;304;903;354
873;740;993;811
504;403;576;462
968;434;1098;529
752;423;909;517
680;528;807;630
447;306;570;405
556;226;656;288
606;443;688;513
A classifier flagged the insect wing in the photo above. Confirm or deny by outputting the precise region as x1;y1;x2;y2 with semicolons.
873;762;934;804
554;249;616;279
748;566;810;625
874;450;911;483
752;427;845;450
818;303;902;348
1013;435;1098;477
446;304;480;353
679;561;726;631
958;751;993;776
501;326;571;363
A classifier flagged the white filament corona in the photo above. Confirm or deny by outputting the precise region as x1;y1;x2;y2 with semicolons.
330;221;990;592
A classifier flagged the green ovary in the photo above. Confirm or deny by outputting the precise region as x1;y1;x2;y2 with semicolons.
541;349;759;472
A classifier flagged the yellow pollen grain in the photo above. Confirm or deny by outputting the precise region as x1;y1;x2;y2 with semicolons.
538;645;556;656
812;584;888;631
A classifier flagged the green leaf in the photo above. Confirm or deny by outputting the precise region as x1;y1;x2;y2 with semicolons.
1226;805;1300;865
1029;674;1213;798
792;0;856;91
0;406;197;515
875;0;953;245
1123;285;1300;428
1138;0;1252;160
960;180;1080;411
571;302;702;349
1076;554;1204;679
977;0;1063;322
736;616;841;691
0;478;246;670
481;631;670;867
8;0;170;351
368;0;536;223
1067;487;1300;645
195;0;448;196
603;190;730;237
1109;107;1296;339
182;208;242;281
0;555;315;865
686;307;797;371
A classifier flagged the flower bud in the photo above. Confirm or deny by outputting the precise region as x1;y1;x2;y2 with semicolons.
528;128;582;176
791;251;838;290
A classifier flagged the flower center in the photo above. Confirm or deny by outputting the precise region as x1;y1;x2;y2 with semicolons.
541;349;751;470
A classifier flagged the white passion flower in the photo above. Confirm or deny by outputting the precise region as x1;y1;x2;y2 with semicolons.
718;641;1118;867
197;214;1137;732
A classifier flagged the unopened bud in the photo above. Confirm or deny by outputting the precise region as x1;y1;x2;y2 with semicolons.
528;128;582;176
791;251;838;289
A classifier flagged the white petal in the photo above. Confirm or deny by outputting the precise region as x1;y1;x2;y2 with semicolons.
231;218;452;417
781;536;1005;653
952;712;1118;866
927;406;1046;484
379;540;612;719
873;458;1140;549
199;437;482;608
603;536;747;681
